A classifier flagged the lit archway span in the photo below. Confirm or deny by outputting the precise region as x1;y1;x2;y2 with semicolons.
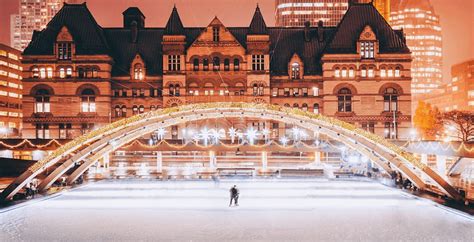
1;102;462;201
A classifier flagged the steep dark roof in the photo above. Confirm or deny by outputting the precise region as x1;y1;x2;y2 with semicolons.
122;7;145;17
326;3;410;54
22;3;410;77
248;5;268;35
23;3;109;55
164;6;185;36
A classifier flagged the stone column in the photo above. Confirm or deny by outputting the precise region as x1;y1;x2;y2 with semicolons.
262;151;268;170
156;151;163;173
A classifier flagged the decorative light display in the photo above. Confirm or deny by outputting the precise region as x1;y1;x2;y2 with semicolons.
279;136;289;146
228;127;237;144
156;128;166;140
245;127;259;145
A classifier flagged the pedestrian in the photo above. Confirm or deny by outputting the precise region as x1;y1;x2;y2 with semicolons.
229;185;239;207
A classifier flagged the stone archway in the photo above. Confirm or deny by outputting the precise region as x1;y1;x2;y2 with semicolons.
0;102;462;201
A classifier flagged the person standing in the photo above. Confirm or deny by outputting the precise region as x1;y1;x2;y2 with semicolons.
229;185;239;207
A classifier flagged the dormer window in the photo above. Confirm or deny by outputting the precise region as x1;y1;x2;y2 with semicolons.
134;63;144;80
213;27;220;42
291;63;300;79
360;41;375;59
58;42;72;60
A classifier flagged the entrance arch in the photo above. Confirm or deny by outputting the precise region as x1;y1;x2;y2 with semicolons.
1;102;462;201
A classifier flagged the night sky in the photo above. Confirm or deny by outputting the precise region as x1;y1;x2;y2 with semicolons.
0;0;472;80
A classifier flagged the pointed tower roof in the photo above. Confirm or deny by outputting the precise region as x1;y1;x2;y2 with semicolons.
164;5;185;35
248;4;268;35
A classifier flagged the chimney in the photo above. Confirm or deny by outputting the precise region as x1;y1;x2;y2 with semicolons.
317;20;324;42
130;21;138;43
304;21;311;42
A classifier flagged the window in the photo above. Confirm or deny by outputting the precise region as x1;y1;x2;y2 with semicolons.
291;63;300;79
387;68;394;77
293;88;299;97
335;68;341;78
302;88;308;97
121;105;127;117
361;122;375;133
139;89;145;97
121;89;127;97
91;67;98;78
395;67;401;77
81;123;94;135
360;41;375;59
313;103;319;114
78;67;85;78
213;27;219;42
293;103;299;109
59;68;66;78
169;84;175;96
284;88;290;97
81;89;96;113
361;67;367;78
213;57;220;71
233;59;240;71
312;87;319;96
252;55;264;71
224;59;230;71
341;67;347;78
384;122;397;139
132;105;139;115
149;88;155;97
139;105;145;114
59;123;72;139
302;103;308;111
114;105;122;117
203;58;209;71
132;89;138;97
66;67;73;78
46;67;53;78
349;68;355;78
58;42;72;60
272;88;278;97
36;124;50;139
193;59;199;71
175;84;180;96
35;89;50;113
337;88;352;112
168;55;181;71
368;67;375;78
253;83;264;96
32;67;39;78
380;67;387;77
384;88;398;112
134;64;144;80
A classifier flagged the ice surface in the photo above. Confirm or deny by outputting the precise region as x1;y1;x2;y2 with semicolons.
0;179;472;241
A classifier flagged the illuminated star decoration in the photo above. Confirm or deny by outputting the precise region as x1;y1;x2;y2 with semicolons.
279;136;289;146
200;127;211;146
291;126;301;141
245;127;259;145
228;127;237;144
261;128;271;142
156;128;166;140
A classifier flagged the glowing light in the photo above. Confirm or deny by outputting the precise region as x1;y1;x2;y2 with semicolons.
228;127;237;144
245;127;259;145
200;127;211;146
279;136;289;146
156;128;166;140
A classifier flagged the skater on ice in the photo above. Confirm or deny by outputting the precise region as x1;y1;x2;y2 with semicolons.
229;185;239;207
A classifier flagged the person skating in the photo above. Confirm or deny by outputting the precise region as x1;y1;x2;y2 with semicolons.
229;185;239;207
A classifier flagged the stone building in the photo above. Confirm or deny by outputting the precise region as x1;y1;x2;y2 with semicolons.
21;2;412;140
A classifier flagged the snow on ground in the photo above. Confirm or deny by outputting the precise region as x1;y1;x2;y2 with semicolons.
0;179;473;241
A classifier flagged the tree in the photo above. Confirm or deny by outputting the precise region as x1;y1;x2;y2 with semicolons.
442;110;474;142
413;101;443;140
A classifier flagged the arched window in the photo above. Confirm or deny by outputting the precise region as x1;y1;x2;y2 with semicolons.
91;67;98;78
313;103;319;114
224;58;230;71
395;67;401;77
39;67;46;79
139;105;145;113
233;58;240;71
59;68;66;78
81;89;96;113
253;83;258;96
78;67;85;78
384;87;398;112
334;67;341;78
66;67;73;78
291;62;300;79
337;88;352;112
134;64;143;80
121;105;127;117
175;84;180;96
253;83;264;96
32;67;39;78
387;67;394;77
349;67;355;78
293;103;299;109
284;103;290;107
302;103;308;111
150;105;156;111
132;105;139;115
203;58;209;71
35;89;50;113
213;57;220;71
193;58;199;71
361;66;367;78
114;105;121;117
368;66;375;78
341;67;347;78
380;67;387;77
46;67;53;78
169;84;175;96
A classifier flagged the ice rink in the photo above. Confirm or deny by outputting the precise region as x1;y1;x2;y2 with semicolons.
0;179;473;241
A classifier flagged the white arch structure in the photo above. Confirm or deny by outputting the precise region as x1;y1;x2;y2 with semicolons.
0;102;462;201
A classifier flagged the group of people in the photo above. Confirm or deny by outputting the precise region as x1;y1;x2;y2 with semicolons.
24;179;39;199
393;171;417;191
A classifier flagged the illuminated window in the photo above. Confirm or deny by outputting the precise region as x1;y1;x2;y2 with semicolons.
368;67;375;78
66;67;73;78
168;55;181;71
348;68;355;78
360;41;375;59
46;67;53;78
81;89;96;113
36;124;49;139
313;103;319;114
380;68;387;78
193;58;199;71
291;62;300;79
337;88;352;112
341;67;347;78
32;67;39;78
361;67;367;78
383;88;398;112
57;42;72;60
59;68;65;78
134;64;144;80
252;55;264;71
335;68;341;78
395;67;401;77
35;89;50;113
302;103;308;111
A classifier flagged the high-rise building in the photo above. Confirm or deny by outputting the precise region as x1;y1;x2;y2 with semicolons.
391;0;443;96
358;0;391;22
421;60;474;112
275;0;349;27
0;44;23;137
10;0;65;51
